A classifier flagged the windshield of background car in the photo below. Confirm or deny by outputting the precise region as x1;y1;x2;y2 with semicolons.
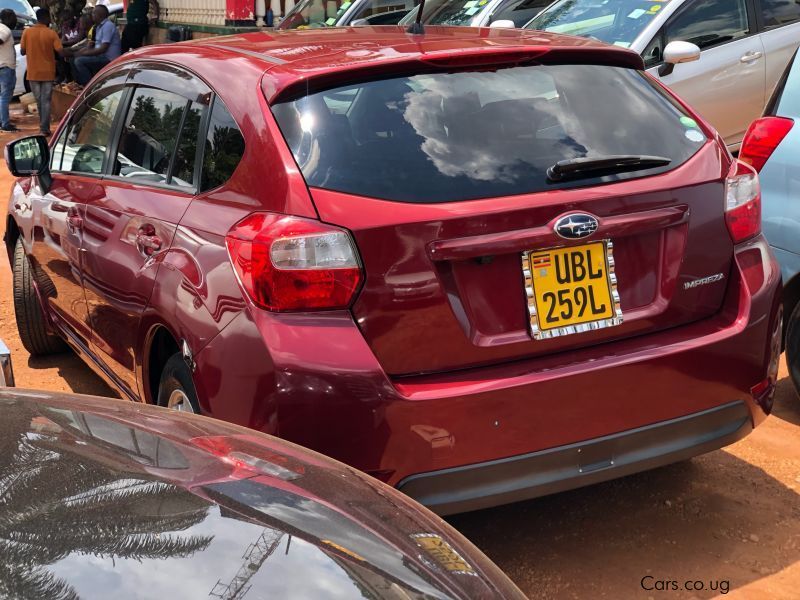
399;0;493;26
271;63;707;203
279;0;353;28
526;0;669;48
1;0;35;20
279;0;414;28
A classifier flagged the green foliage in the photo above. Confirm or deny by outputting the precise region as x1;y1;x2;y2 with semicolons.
0;401;213;600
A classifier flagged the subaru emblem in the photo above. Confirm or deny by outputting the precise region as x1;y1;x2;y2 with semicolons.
554;213;599;240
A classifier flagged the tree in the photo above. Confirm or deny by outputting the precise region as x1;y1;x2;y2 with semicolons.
0;400;213;600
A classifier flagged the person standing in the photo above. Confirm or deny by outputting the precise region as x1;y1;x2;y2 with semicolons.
21;9;64;136
72;5;120;86
0;8;18;132
121;0;159;52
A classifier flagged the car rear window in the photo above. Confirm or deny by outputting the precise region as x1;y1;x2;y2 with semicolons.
271;64;707;203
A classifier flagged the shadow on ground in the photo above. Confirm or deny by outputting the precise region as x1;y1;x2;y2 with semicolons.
449;378;800;598
27;351;119;398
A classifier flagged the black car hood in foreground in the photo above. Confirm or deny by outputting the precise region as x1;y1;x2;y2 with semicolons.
0;389;524;600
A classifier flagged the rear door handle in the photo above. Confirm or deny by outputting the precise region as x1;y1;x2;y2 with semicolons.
66;206;83;232
66;214;83;230
135;224;163;257
741;51;763;63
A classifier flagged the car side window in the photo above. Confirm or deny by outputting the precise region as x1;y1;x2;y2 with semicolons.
112;87;197;188
50;125;68;172
642;34;663;68
172;101;204;188
760;0;800;27
56;89;126;174
201;99;245;192
666;0;749;51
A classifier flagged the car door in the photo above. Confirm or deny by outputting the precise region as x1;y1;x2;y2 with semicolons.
79;63;209;398
27;70;129;346
755;0;800;97
650;0;765;148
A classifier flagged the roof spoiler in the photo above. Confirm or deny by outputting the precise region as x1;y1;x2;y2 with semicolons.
263;45;645;104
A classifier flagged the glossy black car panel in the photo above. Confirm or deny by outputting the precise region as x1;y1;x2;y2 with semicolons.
0;389;524;599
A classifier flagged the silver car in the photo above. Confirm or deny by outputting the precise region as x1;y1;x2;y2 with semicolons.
526;0;800;151
400;0;552;28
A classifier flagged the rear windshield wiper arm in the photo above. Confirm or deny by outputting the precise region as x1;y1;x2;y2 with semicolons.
547;155;672;183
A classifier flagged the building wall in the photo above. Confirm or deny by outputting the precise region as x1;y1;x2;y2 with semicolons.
157;0;301;27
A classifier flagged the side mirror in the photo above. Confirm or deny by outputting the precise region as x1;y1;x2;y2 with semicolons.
658;40;701;77
489;19;516;28
4;135;49;177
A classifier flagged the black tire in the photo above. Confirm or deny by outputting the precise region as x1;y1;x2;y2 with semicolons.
156;353;201;413
12;237;66;355
785;301;800;397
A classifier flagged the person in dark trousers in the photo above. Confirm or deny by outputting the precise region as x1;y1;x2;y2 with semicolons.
56;9;85;82
0;8;17;132
21;9;64;135
72;5;120;86
121;0;159;52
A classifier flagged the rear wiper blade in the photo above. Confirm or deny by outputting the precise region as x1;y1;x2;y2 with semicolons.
547;155;671;183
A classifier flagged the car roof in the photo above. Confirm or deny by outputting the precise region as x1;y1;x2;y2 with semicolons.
128;26;644;103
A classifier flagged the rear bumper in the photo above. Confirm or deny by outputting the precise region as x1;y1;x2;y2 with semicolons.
194;235;782;512
398;401;751;515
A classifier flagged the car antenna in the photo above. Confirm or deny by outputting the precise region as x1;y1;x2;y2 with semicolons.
407;0;426;34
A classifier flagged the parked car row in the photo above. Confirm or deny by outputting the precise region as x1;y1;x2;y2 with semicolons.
3;3;799;597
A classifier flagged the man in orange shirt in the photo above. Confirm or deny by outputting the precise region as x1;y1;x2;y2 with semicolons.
21;9;64;136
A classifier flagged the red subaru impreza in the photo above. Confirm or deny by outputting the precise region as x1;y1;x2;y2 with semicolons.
4;26;782;515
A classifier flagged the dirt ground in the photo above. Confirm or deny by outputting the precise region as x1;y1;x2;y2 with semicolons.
1;104;799;600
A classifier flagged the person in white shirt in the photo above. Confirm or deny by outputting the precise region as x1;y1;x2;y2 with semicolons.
0;8;17;131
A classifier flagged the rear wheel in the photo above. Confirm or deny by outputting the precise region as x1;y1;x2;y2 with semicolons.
785;302;800;397
12;237;66;356
157;353;200;414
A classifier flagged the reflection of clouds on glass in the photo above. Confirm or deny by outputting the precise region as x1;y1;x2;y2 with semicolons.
0;406;213;600
48;509;365;600
274;63;703;203
402;69;573;183
404;84;503;182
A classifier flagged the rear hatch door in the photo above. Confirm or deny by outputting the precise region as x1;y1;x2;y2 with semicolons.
271;57;733;376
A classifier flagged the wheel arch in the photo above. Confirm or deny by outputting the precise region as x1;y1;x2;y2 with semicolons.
5;215;20;265
141;323;181;406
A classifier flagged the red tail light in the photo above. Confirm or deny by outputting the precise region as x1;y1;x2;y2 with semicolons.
226;213;363;311
191;435;304;481
739;116;794;173
725;161;761;245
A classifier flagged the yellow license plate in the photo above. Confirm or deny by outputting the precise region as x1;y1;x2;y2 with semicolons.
411;534;475;574
523;241;622;339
